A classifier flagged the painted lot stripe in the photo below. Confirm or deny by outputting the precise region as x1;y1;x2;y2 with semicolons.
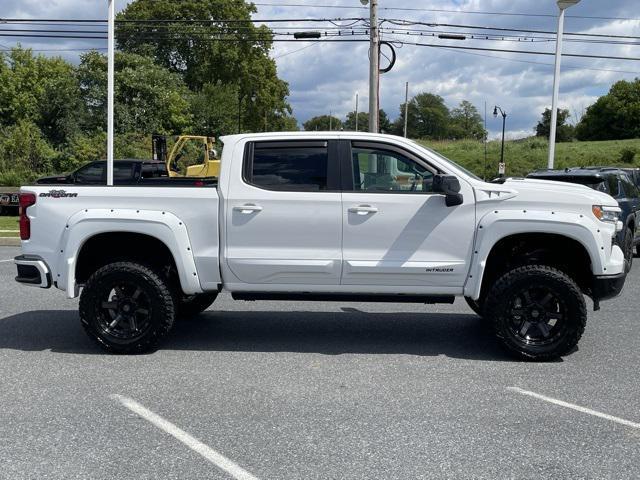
508;387;640;430
0;259;14;263
111;395;260;480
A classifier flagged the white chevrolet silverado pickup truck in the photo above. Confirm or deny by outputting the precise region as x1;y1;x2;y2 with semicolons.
14;132;627;360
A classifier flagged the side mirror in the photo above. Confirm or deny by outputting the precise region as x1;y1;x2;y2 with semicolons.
433;174;464;207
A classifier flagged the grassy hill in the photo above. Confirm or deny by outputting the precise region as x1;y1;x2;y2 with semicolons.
416;137;640;179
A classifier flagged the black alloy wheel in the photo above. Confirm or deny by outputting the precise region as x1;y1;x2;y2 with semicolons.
98;282;153;341
506;287;566;347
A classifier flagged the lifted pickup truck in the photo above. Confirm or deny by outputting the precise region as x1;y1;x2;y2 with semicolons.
14;132;627;360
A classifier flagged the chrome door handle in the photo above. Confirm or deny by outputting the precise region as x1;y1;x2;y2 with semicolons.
233;204;263;214
348;205;378;215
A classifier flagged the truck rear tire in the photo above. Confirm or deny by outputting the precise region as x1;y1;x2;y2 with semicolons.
484;265;586;361
177;292;218;318
79;262;175;354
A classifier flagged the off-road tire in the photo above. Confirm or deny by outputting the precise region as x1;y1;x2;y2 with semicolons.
464;296;484;317
484;265;587;361
176;292;218;318
79;262;175;354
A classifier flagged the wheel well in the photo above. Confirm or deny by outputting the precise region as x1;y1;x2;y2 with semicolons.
480;233;593;298
75;232;179;286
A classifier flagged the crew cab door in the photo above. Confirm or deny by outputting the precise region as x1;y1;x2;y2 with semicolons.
224;140;342;285
340;141;476;289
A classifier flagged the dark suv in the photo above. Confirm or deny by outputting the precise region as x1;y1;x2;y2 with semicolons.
527;167;640;272
36;159;168;185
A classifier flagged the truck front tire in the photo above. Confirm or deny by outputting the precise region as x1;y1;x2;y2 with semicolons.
484;265;586;361
79;262;175;354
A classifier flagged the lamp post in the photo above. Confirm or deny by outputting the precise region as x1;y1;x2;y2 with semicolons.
548;0;581;169
493;106;507;177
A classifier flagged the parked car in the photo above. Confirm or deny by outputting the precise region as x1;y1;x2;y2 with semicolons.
14;132;626;361
527;167;640;271
36;159;168;185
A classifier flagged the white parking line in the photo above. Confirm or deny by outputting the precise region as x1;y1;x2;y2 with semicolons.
508;387;640;430
111;395;260;480
0;259;14;263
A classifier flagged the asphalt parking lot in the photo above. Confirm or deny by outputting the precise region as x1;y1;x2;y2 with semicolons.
1;245;639;479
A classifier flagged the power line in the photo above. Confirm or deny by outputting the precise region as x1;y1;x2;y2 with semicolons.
248;3;640;22
0;17;366;24
383;19;640;40
385;35;640;75
387;39;640;62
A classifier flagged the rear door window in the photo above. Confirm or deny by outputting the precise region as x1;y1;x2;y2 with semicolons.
246;141;331;191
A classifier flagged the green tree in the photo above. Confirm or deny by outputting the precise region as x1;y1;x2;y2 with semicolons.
394;93;450;139
190;82;239;135
343;110;391;132
576;78;640;140
303;115;342;131
0;47;83;146
535;108;574;142
117;0;291;132
0;120;56;174
449;100;486;140
77;50;193;135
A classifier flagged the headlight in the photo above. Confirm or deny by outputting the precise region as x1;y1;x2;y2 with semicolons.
592;205;620;223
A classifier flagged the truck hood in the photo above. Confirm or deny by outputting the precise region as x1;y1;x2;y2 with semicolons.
472;177;619;210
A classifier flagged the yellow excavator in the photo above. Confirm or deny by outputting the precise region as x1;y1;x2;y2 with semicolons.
152;134;220;178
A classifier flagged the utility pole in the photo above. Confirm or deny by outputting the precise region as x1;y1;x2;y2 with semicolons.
484;101;488;181
367;0;379;133
403;81;409;138
355;92;359;132
106;0;115;186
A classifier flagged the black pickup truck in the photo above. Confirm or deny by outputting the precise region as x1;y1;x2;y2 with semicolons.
36;159;168;185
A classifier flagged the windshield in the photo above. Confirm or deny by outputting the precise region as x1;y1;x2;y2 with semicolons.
409;140;482;181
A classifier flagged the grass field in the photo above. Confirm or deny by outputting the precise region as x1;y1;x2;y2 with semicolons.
417;137;640;179
0;216;19;237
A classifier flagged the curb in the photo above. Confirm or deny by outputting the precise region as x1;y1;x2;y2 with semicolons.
0;237;20;246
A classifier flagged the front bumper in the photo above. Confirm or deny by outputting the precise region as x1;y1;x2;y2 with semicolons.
14;255;52;288
591;271;626;309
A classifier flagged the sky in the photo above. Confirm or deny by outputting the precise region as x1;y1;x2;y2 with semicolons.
1;0;639;138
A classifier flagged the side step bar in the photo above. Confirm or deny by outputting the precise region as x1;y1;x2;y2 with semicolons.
232;292;455;304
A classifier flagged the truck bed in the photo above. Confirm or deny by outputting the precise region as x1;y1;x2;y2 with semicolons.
20;183;221;296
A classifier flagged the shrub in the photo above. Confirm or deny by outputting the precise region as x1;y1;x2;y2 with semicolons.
620;148;636;164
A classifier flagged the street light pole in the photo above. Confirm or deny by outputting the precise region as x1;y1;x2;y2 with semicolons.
548;0;581;169
106;0;115;186
494;106;507;177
